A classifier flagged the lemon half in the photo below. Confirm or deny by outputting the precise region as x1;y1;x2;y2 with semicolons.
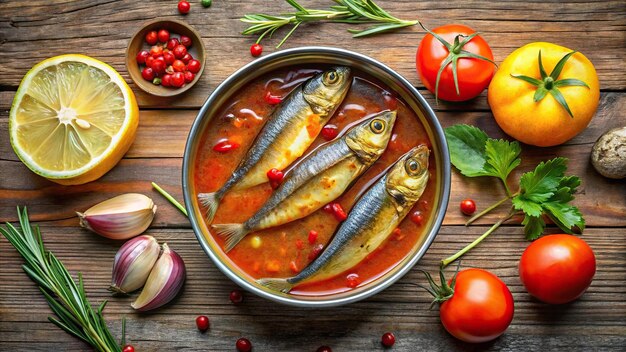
9;54;139;185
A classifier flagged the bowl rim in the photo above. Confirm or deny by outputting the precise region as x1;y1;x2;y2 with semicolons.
125;18;206;97
182;46;450;307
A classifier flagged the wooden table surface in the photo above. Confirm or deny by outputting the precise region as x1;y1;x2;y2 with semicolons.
1;1;625;351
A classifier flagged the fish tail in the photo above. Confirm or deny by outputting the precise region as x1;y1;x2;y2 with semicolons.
198;192;220;223
212;223;249;252
257;278;293;293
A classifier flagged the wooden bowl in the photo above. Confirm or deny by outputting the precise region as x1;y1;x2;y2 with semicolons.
126;19;205;97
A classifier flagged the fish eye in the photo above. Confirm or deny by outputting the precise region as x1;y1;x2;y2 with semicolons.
323;71;339;85
405;159;420;175
370;119;385;133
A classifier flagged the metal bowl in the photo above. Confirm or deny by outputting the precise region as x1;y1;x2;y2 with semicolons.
182;47;450;307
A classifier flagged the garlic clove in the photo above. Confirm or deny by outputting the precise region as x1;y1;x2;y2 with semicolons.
77;193;157;240
131;243;186;312
110;235;160;295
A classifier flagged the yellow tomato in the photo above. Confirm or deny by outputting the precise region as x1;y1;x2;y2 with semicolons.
487;42;599;147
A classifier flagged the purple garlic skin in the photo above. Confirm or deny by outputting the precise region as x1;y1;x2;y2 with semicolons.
110;235;160;294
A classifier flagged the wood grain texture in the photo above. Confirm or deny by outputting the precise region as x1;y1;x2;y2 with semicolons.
1;0;625;351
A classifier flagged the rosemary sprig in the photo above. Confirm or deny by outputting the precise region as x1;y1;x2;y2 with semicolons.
241;0;419;48
0;207;123;352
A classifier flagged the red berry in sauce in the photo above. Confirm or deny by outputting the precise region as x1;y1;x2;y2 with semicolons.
122;345;135;352
173;44;187;59
184;71;195;83
381;332;396;347
236;338;252;352
308;230;318;244
167;38;179;50
295;238;304;250
141;67;155;81
213;139;240;153
316;346;332;352
187;59;202;74
266;168;284;182
346;273;360;288
145;30;158;45
289;260;299;273
331;203;348;221
264;91;282;105
157;29;170;43
230;289;244;304
180;35;192;47
145;55;155;69
136;50;149;65
151;58;167;75
321;124;339;140
162;74;173;87
460;199;476;215
171;72;185;88
163;51;175;65
308;244;324;260
410;210;424;225
250;43;263;57
178;1;190;14
322;204;334;214
181;53;192;64
172;60;186;72
195;315;210;332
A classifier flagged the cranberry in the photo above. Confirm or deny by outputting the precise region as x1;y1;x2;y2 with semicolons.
122;345;135;352
141;67;155;81
166;38;179;50
187;59;201;74
308;244;324;260
250;43;263;57
171;72;185;88
230;289;244;304
184;71;195;83
460;199;476;215
264;91;282;105
381;332;396;347
172;60;186;72
163;51;175;65
151;58;167;75
173;44;187;59
195;315;210;332
150;45;163;57
346;273;360;288
181;53;192;64
331;203;347;221
316;346;332;352
157;29;170;43
236;338;252;352
145;55;155;69
321;124;339;140
308;230;318;244
178;1;190;14
162;74;173;87
145;30;158;45
180;35;192;47
136;50;150;65
410;210;424;225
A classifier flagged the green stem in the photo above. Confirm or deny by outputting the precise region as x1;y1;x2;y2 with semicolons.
151;182;188;217
465;195;512;226
501;178;513;198
442;209;516;267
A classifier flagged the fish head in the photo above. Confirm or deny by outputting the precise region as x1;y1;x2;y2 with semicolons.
385;145;430;206
303;66;352;117
345;110;397;163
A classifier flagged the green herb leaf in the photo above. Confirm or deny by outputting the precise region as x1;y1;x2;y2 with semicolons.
522;215;546;240
543;201;585;234
517;157;567;203
444;124;490;177
484;138;522;184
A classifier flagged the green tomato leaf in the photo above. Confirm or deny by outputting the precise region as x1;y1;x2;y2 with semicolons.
522;215;546;240
518;157;568;203
444;124;492;177
484;139;521;183
543;201;585;233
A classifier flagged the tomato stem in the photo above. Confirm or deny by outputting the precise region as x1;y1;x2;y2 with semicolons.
442;209;516;267
465;195;511;226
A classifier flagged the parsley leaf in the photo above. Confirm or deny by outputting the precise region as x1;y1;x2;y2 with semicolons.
522;215;546;240
516;157;567;203
484;138;521;188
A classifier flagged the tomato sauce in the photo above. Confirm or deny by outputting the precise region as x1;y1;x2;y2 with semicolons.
194;66;437;296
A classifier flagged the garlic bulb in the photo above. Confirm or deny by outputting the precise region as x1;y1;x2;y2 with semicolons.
132;243;186;312
77;193;157;240
110;235;160;295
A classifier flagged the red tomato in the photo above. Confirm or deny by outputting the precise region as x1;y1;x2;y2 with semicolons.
437;268;514;343
416;24;495;101
460;199;476;215
519;234;596;304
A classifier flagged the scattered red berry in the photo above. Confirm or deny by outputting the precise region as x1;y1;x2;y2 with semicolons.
321;124;339;140
331;203;348;221
381;332;396;347
266;168;284;182
122;345;135;352
410;210;424;225
181;53;192;64
162;74;173;87
145;30;158;45
171;72;185;88
316;346;332;352
250;43;263;57
264;91;282;105
136;50;150;65
187;59;201;74
167;38;179;50
213;139;240;153
460;199;476;215
184;71;195;83
195;315;210;332
173;44;187;59
141;67;155;81
308;244;324;260
157;29;170;43
230;289;244;304
172;59;186;72
163;51;175;65
346;273;360;288
178;1;190;14
236;338;252;352
308;230;318;244
322;204;334;214
180;35;192;47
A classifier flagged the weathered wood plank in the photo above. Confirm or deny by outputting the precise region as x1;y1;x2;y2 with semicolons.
1;226;624;351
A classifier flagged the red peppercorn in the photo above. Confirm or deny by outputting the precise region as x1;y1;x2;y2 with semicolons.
136;50;150;65
166;38;179;51
321;124;339;140
172;60;186;72
250;43;263;57
145;30;158;45
184;71;195;83
460;199;476;216
157;29;170;43
195;315;210;332
173;44;187;59
162;74;173;87
308;230;318;244
236;338;252;352
213;139;240;153
381;332;396;347
264;91;282;105
230;289;244;304
316;346;332;352
181;53;192;64
141;67;155;81
187;59;201;74
410;210;424;225
163;51;175;65
308;244;324;260
346;273;360;288
122;345;135;352
171;72;185;88
180;35;192;47
178;1;190;14
331;203;348;221
145;55;155;69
